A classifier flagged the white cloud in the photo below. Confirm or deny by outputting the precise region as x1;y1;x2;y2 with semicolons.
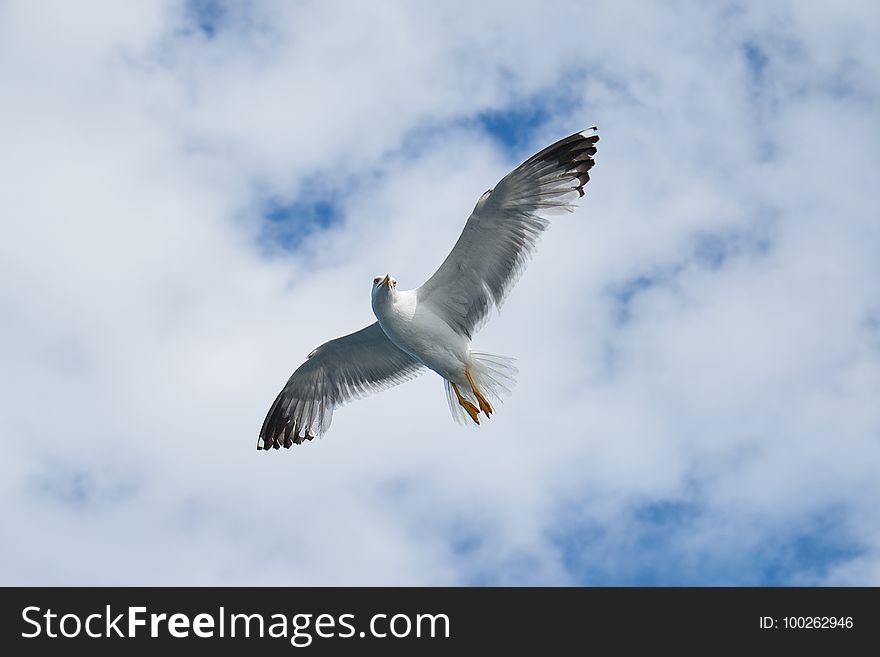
1;1;878;585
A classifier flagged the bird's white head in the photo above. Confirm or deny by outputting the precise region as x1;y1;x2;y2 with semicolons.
371;273;397;314
371;273;397;297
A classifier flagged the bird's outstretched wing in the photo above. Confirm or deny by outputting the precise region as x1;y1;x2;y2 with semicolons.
259;322;424;450
417;128;598;338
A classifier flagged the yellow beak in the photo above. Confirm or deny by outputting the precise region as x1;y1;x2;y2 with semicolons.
381;274;391;287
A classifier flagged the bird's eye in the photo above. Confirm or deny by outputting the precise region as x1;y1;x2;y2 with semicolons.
373;276;381;284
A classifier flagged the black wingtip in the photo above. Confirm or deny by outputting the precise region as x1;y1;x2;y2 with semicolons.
257;419;319;452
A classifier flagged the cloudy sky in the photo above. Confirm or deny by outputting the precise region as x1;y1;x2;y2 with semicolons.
2;0;879;585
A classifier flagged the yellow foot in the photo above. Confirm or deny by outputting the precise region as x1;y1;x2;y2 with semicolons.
465;368;493;418
452;382;481;425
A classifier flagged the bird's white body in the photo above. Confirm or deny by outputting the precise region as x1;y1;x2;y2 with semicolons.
371;285;470;388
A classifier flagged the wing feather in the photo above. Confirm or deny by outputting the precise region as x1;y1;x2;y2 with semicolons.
416;128;599;337
258;322;423;450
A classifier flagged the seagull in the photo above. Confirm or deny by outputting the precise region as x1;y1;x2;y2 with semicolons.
259;128;599;450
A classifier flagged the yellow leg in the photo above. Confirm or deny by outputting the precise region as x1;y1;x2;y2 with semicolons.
465;368;493;418
452;382;481;425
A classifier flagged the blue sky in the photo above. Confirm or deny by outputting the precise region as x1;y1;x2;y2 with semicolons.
1;1;879;586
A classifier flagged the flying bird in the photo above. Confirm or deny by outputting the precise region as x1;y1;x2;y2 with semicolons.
259;128;599;450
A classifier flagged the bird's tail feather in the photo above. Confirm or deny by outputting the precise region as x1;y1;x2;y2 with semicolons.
445;352;518;425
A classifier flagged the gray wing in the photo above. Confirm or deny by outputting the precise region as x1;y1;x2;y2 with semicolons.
416;128;599;338
259;322;423;450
